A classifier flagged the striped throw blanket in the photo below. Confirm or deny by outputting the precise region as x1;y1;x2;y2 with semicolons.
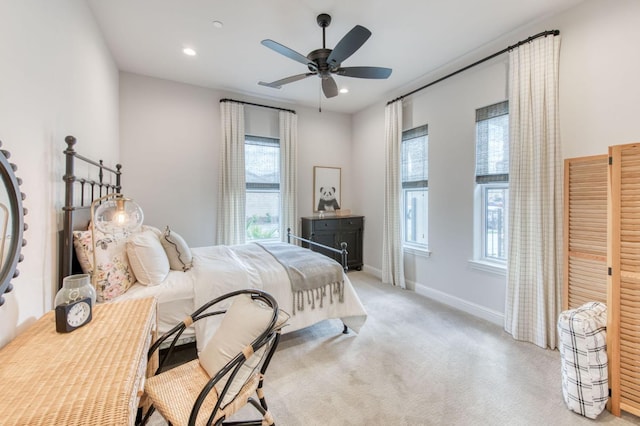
256;242;344;314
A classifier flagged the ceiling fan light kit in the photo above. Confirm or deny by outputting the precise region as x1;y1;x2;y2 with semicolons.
259;13;392;99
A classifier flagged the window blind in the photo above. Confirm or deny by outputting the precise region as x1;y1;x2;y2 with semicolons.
475;101;509;184
245;135;280;190
402;125;428;188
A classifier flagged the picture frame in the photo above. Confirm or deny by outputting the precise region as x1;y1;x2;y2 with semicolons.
313;166;342;212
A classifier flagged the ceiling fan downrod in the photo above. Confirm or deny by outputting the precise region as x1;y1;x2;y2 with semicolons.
317;13;331;49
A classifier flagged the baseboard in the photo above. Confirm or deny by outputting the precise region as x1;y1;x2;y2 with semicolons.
356;264;504;327
361;264;382;278
413;281;504;326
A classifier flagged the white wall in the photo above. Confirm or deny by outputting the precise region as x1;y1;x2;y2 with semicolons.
119;73;219;247
0;0;119;346
549;0;640;157
120;72;353;247
352;0;640;325
297;108;353;218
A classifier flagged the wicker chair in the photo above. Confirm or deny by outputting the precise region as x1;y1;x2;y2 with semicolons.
139;289;286;426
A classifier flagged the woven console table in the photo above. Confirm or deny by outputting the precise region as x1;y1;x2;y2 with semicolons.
0;297;157;425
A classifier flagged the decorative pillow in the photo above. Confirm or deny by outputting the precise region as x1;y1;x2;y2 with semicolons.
142;225;163;238
160;226;193;271
199;294;287;407
126;229;170;285
72;228;136;302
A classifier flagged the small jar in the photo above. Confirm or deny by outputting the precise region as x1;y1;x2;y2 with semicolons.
55;274;96;307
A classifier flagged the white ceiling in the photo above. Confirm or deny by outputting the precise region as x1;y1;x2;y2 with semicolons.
86;0;583;114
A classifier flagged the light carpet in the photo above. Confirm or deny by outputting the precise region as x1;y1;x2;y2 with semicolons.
150;271;640;425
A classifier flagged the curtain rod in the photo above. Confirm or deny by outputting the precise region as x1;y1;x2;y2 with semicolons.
387;29;560;105
219;98;296;114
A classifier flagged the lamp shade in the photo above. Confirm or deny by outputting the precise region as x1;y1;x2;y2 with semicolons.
93;197;144;235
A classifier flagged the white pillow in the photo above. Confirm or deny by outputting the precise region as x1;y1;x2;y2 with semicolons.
142;225;163;238
198;294;277;407
160;226;193;271
126;229;170;285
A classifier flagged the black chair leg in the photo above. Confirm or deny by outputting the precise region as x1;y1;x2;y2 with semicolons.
252;397;275;425
137;406;156;426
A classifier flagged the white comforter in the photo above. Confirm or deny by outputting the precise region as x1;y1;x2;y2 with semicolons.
192;244;367;349
121;243;367;350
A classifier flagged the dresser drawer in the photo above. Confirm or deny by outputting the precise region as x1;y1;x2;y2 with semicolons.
312;219;338;231
341;218;363;230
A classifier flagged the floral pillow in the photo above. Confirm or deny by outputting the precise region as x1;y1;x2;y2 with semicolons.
72;227;136;302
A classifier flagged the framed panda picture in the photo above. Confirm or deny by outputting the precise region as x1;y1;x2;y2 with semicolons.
313;166;341;212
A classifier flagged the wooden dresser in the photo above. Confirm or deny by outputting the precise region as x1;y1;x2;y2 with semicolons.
301;215;364;270
0;297;157;425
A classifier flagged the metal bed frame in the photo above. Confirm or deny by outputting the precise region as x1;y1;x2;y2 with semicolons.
60;135;122;288
287;228;350;334
286;228;349;272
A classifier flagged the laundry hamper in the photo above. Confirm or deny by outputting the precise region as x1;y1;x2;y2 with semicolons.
557;301;608;419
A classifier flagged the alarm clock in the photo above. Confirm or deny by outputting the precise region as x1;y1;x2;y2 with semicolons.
55;297;93;333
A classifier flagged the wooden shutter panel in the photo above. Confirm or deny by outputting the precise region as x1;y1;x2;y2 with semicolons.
563;155;609;310
609;142;640;417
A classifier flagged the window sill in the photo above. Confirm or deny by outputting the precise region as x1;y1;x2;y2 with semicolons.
404;246;431;258
468;259;506;276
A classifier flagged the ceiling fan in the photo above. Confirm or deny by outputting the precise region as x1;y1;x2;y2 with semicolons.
258;13;392;99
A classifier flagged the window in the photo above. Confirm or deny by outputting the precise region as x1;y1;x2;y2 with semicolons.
475;101;509;263
245;135;280;241
402;125;428;249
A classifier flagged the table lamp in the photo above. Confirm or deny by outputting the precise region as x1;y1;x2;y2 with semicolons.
92;193;144;235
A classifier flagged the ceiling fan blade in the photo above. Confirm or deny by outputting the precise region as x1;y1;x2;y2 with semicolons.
336;66;392;79
258;73;315;89
322;76;338;98
261;39;317;69
327;25;371;67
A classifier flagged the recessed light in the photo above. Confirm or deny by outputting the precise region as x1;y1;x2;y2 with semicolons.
212;20;224;28
339;88;349;94
183;47;197;56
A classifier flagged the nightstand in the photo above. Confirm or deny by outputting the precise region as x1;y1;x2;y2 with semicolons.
0;297;157;425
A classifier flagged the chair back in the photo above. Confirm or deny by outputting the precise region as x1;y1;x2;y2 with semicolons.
143;289;285;426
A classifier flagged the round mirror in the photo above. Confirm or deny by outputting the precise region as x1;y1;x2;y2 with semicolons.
0;141;26;306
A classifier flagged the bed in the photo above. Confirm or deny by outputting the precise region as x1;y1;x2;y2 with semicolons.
59;136;367;349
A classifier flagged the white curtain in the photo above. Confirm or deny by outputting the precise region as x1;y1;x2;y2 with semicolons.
382;100;406;288
216;101;246;245
505;35;562;349
279;111;298;240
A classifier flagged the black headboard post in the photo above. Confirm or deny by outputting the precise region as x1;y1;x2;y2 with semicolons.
116;163;122;194
61;136;77;283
